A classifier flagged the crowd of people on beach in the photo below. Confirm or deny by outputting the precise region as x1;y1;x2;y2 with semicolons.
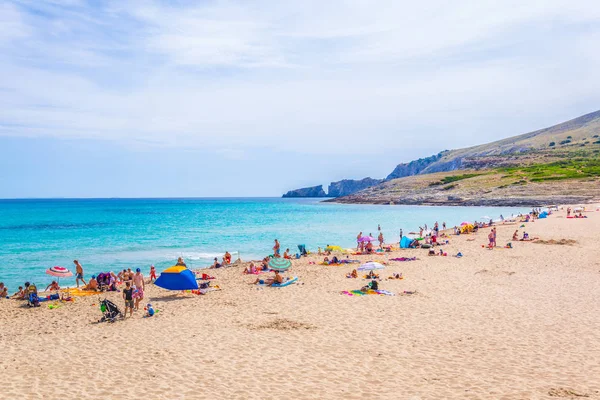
1;206;583;313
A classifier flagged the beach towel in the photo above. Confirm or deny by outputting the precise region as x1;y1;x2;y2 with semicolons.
341;289;395;296
390;257;416;262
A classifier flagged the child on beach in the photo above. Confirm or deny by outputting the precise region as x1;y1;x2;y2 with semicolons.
149;265;157;283
123;282;134;318
0;282;7;298
11;286;24;299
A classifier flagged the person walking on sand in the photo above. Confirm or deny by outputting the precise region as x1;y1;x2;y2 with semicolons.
74;260;86;288
149;265;157;283
273;239;281;257
132;268;145;311
123;282;134;318
357;232;362;250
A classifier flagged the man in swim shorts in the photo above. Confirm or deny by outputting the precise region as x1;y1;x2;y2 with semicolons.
132;268;145;311
74;260;86;288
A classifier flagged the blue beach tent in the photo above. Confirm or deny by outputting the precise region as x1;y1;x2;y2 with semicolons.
400;236;412;249
155;266;198;291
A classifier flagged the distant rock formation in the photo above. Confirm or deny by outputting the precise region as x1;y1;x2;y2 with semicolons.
282;185;327;198
327;178;383;197
386;153;444;180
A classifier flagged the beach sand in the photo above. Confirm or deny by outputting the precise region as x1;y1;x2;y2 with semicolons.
1;209;599;399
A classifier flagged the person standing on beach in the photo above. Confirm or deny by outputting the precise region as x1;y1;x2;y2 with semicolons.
378;232;384;249
273;239;281;257
149;265;157;283
399;229;403;242
123;282;134;318
132;268;145;311
357;232;362;250
492;227;497;247
74;260;86;288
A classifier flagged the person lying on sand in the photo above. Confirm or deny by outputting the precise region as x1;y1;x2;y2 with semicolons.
45;281;60;292
388;273;403;280
346;269;358;278
83;275;98;291
252;270;284;286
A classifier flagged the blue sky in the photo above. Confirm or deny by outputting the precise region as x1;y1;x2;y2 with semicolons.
1;0;600;197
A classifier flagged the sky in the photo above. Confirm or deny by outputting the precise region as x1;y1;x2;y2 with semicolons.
1;0;600;198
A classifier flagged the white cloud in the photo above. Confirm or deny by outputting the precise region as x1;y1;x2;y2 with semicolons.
1;0;600;155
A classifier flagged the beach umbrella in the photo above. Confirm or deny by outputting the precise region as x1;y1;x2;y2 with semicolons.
268;258;292;272
460;222;471;226
45;266;73;287
46;266;73;278
155;266;198;291
357;261;385;271
358;236;376;243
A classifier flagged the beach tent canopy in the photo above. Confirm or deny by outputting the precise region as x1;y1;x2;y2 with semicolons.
268;258;292;271
400;236;412;249
539;211;548;218
155;266;198;291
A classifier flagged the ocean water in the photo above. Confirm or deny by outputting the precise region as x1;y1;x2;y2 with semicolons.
0;198;528;290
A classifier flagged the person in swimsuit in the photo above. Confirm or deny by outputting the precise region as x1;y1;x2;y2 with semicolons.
356;232;362;250
176;257;186;267
0;282;7;298
273;240;280;257
224;251;232;265
149;265;157;283
512;230;519;241
83;275;98;291
11;286;24;299
45;281;60;292
123;282;134;318
132;268;145;311
74;260;86;288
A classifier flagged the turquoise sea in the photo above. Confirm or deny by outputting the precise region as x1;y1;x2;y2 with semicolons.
0;198;528;290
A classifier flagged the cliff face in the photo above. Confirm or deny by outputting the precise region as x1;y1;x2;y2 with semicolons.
327;178;383;197
282;185;327;198
386;153;444;179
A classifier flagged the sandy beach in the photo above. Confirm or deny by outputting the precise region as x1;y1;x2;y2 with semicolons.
1;208;599;399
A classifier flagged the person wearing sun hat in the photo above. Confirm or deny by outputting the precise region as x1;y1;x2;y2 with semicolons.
132;268;145;311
